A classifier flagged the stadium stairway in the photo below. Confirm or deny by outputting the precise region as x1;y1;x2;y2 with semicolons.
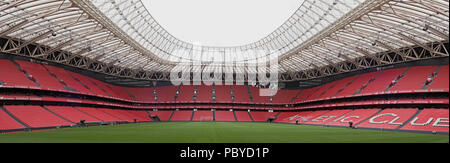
396;109;423;130
41;106;74;125
0;106;30;129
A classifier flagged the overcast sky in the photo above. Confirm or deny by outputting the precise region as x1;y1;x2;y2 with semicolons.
142;0;304;47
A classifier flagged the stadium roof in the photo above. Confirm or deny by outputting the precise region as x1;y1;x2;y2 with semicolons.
0;0;448;82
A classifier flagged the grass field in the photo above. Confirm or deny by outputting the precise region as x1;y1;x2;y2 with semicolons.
0;122;448;143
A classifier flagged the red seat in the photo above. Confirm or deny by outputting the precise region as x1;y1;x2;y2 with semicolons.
274;111;312;123
232;85;251;103
0;60;36;88
321;76;359;99
4;105;73;128
15;60;65;91
305;109;353;125
196;85;212;103
0;108;27;130
360;68;408;94
46;106;100;123
248;86;271;104
75;107;122;122
192;110;213;121
249;111;278;122
170;110;193;121
214;110;236;121
235;110;252;121
177;85;195;102
335;72;379;97
427;66;449;91
326;109;381;127
357;108;418;129
149;110;173;121
43;65;92;94
214;85;233;103
401;109;449;132
271;89;300;104
390;66;437;91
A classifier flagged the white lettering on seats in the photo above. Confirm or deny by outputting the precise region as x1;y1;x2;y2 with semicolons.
369;113;402;125
433;118;449;127
410;117;434;126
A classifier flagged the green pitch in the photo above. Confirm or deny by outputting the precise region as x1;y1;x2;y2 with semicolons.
0;122;448;143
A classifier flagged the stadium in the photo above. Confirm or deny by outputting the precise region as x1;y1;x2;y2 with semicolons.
0;0;449;145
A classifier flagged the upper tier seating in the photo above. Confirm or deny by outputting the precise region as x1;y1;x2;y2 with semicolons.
427;66;449;91
232;85;251;103
87;78;116;97
214;110;236;121
69;72;110;97
306;82;336;101
192;110;214;121
43;65;92;94
15;60;65;91
0;107;27;130
102;84;134;101
320;76;359;99
196;85;212;103
248;86;271;104
235;110;252;122
357;108;418;129
293;87;321;103
389;66;437;91
214;85;233;103
401;109;449;132
360;68;408;94
0;60;36;88
249;111;279;122
2;59;448;105
170;110;193;121
127;87;155;102
335;72;379;97
46;106;100;123
271;89;299;104
4;105;73;128
177;85;195;102
155;86;178;102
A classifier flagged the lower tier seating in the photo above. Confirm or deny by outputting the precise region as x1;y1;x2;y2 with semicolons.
235;110;252;122
357;108;418;129
0;106;448;133
170;110;193;121
46;106;100;123
304;109;353;125
75;107;122;122
148;110;173;121
192;110;213;121
214;110;236;121
274;111;313;123
0;107;27;130
4;105;73;128
401;109;449;132
326;109;381;127
249;111;279;122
